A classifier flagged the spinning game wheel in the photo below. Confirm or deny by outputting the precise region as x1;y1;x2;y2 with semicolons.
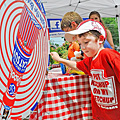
0;0;49;119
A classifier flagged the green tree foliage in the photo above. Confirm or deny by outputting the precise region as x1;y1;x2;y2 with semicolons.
49;46;57;65
102;17;119;45
50;41;69;64
55;43;59;47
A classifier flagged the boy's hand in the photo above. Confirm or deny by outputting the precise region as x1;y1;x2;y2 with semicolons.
50;52;61;62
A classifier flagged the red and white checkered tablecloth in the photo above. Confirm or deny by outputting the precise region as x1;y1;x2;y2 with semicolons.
29;71;92;120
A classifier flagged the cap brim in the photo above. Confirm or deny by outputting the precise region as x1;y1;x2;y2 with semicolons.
65;29;90;42
65;19;107;40
66;29;90;35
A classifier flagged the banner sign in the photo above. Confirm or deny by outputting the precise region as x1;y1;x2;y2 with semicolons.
0;0;49;119
47;18;88;38
47;18;65;37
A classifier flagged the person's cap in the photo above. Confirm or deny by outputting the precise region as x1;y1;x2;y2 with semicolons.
65;19;107;42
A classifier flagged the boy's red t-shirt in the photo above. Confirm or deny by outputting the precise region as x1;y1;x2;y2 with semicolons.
76;48;120;120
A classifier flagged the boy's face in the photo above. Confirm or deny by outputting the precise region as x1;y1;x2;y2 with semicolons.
63;26;76;32
89;14;100;22
63;22;78;32
77;34;101;57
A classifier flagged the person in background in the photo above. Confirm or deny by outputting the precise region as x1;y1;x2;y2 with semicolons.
61;11;83;32
60;12;85;75
61;11;84;59
89;11;114;49
50;19;120;120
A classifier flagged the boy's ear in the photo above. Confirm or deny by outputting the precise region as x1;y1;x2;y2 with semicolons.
71;21;78;29
99;35;104;44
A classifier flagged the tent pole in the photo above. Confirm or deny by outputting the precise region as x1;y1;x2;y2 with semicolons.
116;5;120;49
118;16;120;47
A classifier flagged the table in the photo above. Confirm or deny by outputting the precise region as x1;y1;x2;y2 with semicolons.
29;68;92;120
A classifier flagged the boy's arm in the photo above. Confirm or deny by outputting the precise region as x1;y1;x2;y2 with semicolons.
50;52;79;71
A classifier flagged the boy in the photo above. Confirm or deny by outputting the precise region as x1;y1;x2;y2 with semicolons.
61;12;84;60
61;12;84;74
51;19;120;120
61;11;83;32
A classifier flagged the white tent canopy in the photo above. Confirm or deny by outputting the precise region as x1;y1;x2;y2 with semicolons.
43;0;120;46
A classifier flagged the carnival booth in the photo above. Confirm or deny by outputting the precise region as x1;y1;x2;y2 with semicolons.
1;0;120;120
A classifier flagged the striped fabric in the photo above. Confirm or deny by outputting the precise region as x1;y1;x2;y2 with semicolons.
18;5;40;51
